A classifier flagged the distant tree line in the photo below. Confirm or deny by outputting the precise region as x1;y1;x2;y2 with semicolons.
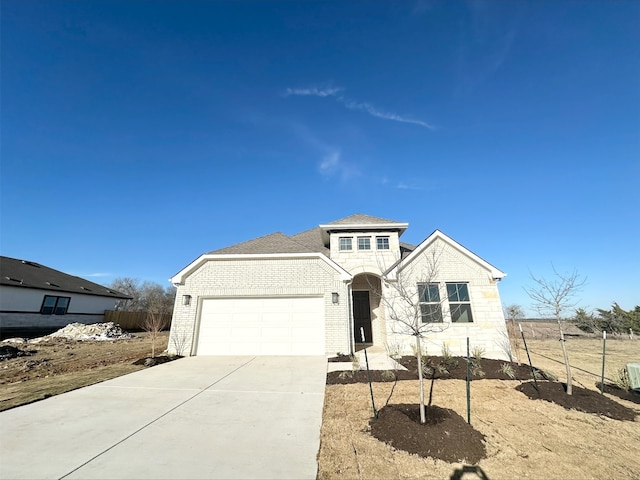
572;303;640;334
109;277;176;315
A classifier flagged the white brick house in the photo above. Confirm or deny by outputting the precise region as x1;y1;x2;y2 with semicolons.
168;214;511;360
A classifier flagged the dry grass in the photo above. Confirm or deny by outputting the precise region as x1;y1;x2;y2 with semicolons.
0;332;169;411
318;338;640;480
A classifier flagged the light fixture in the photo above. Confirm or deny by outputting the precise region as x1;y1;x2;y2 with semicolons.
182;295;192;306
332;292;339;304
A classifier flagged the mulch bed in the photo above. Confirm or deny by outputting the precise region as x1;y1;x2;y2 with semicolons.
369;404;486;463
596;382;640;405
516;381;638;421
327;354;352;363
327;356;535;384
132;355;181;367
0;345;36;361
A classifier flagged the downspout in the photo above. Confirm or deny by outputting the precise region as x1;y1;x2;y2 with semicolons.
345;280;354;355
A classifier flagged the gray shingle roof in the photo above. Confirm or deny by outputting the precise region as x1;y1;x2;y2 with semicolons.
209;232;317;255
207;214;409;257
0;256;130;299
289;227;329;255
323;213;405;225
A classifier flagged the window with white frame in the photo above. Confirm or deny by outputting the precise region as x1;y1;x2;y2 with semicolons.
376;236;390;250
446;283;473;323
358;237;371;250
339;237;353;251
418;283;443;323
41;295;70;315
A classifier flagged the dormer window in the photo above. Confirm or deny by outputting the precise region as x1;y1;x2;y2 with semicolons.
357;237;371;250
376;236;390;250
339;237;353;251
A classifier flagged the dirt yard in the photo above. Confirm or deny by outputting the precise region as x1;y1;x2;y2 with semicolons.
2;328;638;479
318;337;640;480
0;332;169;412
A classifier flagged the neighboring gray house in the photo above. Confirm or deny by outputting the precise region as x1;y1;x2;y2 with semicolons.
168;214;511;360
0;256;130;334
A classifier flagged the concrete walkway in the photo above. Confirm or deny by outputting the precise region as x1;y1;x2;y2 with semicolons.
326;345;407;373
0;356;327;480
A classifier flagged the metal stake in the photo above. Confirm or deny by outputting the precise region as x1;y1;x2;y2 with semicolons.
600;330;606;394
466;337;471;425
519;323;539;393
361;327;377;418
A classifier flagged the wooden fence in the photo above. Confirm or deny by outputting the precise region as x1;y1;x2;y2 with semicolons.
104;310;172;331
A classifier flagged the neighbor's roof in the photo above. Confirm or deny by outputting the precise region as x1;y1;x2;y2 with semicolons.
209;232;317;255
0;256;131;299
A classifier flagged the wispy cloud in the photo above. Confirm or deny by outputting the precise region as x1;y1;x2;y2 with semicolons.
283;87;342;98
317;149;360;181
344;100;435;129
284;85;435;130
319;150;340;176
83;272;113;278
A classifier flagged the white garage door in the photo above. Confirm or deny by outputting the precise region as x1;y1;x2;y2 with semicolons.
195;297;325;355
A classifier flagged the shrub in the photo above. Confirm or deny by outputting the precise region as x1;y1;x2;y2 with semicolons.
350;354;360;372
499;363;516;379
381;370;396;381
613;367;631;391
441;343;459;368
471;345;486;364
471;363;486;378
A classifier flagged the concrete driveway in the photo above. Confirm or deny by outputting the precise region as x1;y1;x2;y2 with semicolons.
0;356;327;480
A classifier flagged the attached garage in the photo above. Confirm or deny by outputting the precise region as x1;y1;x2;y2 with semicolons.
194;296;325;355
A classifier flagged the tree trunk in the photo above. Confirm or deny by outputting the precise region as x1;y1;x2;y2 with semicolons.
416;335;426;424
558;324;573;395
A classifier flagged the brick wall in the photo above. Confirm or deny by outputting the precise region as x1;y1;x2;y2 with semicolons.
168;256;349;356
383;238;511;360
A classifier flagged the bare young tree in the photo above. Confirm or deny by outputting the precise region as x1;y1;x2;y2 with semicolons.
504;304;525;364
378;247;449;424
525;267;586;395
143;285;173;358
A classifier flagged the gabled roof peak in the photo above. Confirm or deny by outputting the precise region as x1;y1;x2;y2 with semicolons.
323;213;406;226
318;214;409;244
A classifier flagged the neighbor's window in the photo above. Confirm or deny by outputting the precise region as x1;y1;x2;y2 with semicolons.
376;236;390;250
41;295;70;315
418;283;443;323
447;283;473;323
358;237;371;250
339;237;352;251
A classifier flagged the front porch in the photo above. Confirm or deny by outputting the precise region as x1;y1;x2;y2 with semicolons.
351;273;385;351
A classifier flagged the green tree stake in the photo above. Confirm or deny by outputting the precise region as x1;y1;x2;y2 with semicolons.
466;337;471;425
519;323;539;393
600;330;606;394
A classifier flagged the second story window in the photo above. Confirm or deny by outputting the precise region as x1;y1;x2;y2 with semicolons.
358;237;371;250
376;236;390;250
339;237;353;251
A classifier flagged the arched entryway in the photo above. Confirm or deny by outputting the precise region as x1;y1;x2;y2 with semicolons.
351;273;383;347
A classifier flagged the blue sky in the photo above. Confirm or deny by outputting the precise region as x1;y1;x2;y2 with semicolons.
2;1;638;316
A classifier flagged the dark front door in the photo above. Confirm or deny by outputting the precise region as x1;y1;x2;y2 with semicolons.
353;291;373;343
